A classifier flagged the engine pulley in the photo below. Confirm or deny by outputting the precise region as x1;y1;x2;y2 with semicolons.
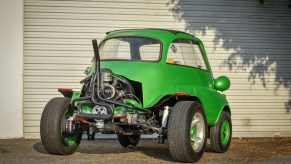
101;85;116;99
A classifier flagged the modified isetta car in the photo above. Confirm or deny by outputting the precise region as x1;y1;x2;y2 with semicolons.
40;29;231;163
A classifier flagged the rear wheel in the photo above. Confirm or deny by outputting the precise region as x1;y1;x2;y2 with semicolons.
168;101;207;163
210;111;232;153
117;134;141;147
40;97;82;155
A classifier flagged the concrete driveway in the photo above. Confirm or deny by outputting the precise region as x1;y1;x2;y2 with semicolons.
0;138;290;163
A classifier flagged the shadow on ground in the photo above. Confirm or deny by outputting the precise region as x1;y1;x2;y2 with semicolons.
33;139;218;162
1;138;290;163
33;139;175;162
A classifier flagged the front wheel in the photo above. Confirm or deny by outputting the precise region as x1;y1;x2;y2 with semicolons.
210;111;232;153
168;101;207;163
40;97;82;155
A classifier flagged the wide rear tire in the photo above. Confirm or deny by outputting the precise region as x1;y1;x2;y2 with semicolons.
168;101;207;163
40;97;82;155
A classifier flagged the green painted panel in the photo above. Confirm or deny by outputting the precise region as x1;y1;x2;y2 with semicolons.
84;29;229;125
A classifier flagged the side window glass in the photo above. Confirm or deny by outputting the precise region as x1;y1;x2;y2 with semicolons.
190;42;207;70
100;38;130;59
116;40;131;59
167;39;207;70
167;41;184;65
139;43;160;61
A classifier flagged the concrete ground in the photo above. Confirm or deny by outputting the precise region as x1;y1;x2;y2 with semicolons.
0;138;290;163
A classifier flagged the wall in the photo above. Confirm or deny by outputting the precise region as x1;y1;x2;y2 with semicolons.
23;0;291;138
0;0;23;138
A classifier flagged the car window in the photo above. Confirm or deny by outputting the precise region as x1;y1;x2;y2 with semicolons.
139;44;160;60
100;37;160;61
167;39;207;70
101;38;131;60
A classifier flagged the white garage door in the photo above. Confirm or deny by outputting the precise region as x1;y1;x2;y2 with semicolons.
24;0;291;138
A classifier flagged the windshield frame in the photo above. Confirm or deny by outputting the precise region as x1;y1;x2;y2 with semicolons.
98;36;163;63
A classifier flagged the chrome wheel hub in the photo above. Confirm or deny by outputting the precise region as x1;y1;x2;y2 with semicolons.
190;113;205;152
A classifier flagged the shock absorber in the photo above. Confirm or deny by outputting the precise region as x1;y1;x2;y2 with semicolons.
87;123;95;141
65;117;75;134
159;106;170;144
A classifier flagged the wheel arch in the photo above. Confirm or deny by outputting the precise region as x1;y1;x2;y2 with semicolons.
222;105;231;115
178;95;204;104
151;94;204;108
212;105;231;126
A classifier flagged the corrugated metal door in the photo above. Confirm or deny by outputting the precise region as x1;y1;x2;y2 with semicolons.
24;0;291;138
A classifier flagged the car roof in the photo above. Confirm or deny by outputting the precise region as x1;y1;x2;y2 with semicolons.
104;28;201;43
106;28;191;35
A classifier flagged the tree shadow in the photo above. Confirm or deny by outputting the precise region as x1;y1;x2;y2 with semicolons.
168;0;291;113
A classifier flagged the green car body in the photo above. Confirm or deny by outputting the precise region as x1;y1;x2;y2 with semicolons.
75;29;230;126
41;29;232;162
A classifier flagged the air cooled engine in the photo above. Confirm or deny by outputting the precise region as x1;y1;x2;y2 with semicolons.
99;68;134;101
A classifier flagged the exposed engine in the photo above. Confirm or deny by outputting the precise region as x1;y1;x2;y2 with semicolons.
99;68;134;101
79;68;150;136
82;68;135;100
54;39;167;150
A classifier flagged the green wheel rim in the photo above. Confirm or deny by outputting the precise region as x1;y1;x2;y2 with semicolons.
190;126;197;137
63;134;79;146
221;120;230;145
62;110;79;147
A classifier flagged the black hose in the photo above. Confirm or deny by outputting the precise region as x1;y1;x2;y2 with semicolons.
92;39;100;76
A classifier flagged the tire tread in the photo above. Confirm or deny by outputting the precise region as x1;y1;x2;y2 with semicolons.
168;101;207;162
210;111;232;153
40;97;81;155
